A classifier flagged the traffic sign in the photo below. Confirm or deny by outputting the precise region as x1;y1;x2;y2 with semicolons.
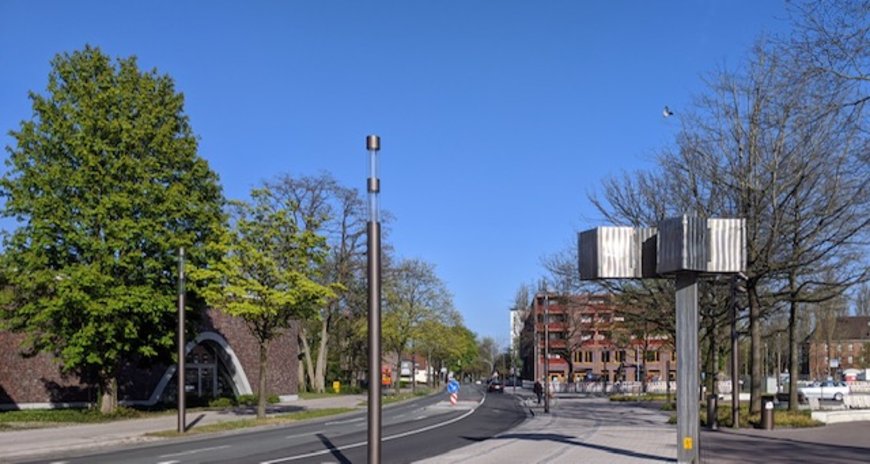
447;378;460;394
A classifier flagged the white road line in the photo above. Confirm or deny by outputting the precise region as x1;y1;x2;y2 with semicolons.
260;395;487;464
286;430;324;439
158;445;230;458
416;415;426;420
324;417;364;425
155;461;180;464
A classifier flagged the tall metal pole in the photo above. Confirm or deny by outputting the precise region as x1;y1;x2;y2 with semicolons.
730;275;739;429
366;135;382;464
177;247;186;434
544;288;550;414
676;272;700;464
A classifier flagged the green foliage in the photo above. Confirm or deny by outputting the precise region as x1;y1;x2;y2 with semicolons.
0;46;225;396
192;187;335;345
208;397;235;408
237;394;257;407
0;406;141;423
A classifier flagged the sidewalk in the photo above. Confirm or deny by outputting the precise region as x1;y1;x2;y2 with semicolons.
0;394;366;462
417;391;677;464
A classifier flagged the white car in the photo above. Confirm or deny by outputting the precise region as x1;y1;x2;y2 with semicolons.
798;381;850;401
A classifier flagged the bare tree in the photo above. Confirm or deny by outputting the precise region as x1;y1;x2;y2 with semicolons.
383;258;455;390
854;283;870;316
265;173;369;393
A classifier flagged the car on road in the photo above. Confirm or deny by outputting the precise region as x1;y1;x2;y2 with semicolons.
798;380;850;402
487;380;504;393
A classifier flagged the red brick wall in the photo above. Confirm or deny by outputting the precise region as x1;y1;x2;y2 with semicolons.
0;308;299;407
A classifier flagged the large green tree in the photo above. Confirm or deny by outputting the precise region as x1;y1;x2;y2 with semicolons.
0;46;225;414
193;187;336;418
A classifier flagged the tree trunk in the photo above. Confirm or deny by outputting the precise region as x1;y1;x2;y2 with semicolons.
299;328;317;392
298;356;306;392
258;342;269;419
314;315;331;393
394;351;402;391
99;375;118;415
788;273;800;411
749;287;762;414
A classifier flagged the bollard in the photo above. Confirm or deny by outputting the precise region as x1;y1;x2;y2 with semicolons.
707;394;718;430
760;395;775;430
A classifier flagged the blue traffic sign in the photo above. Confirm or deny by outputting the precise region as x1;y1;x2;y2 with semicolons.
447;378;460;394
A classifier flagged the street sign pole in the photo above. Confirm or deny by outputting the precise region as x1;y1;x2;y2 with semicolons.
676;272;699;464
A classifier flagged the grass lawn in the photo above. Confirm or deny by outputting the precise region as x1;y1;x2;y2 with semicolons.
664;403;823;428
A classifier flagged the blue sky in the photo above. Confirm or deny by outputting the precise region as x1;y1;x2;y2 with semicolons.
0;1;792;344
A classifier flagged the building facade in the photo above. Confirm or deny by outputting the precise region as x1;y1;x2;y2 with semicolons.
522;293;674;384
0;308;299;409
803;316;870;381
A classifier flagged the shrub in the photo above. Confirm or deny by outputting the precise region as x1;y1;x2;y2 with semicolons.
209;397;236;409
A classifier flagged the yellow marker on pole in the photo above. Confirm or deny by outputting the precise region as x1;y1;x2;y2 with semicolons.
683;437;693;449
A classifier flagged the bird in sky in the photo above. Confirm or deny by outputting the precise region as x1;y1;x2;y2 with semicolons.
663;106;674;118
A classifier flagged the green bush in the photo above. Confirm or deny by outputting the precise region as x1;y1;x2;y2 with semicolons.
209;397;236;408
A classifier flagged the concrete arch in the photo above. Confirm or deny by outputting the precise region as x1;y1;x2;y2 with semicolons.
124;331;253;406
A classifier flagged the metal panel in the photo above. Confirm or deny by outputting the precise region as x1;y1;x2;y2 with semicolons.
657;216;687;274
657;216;706;274
638;227;658;279
707;218;746;273
658;216;746;275
579;227;643;279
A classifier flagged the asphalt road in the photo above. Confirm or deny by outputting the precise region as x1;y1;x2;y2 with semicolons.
21;385;527;464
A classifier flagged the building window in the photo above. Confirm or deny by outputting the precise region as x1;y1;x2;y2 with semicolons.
849;344;853;352
671;351;677;362
848;356;853;364
602;351;611;363
573;352;582;363
616;350;626;362
645;351;660;362
584;351;593;363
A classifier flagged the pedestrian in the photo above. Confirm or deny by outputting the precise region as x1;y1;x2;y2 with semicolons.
534;379;543;404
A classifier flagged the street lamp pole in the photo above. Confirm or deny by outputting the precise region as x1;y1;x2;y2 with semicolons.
366;135;382;464
177;247;186;434
544;285;550;414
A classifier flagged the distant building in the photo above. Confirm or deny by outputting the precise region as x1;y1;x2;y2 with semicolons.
0;309;299;409
803;316;870;381
520;293;674;384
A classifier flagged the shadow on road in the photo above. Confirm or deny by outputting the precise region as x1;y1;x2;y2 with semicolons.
462;432;676;463
184;413;205;432
316;433;351;464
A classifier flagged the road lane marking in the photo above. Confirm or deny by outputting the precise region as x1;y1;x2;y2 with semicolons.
260;395;487;464
156;461;180;464
286;430;324;439
324;417;363;425
159;445;230;458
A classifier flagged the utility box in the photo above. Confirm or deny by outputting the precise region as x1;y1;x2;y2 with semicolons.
578;227;657;279
656;216;746;275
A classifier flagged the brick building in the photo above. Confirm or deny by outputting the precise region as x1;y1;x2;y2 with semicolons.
803;315;870;381
521;293;674;384
0;308;299;409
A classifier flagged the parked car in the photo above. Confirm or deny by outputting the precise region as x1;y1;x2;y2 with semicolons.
798;380;850;401
487;380;504;393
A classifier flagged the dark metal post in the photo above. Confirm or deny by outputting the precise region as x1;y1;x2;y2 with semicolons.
366;135;382;464
676;272;699;464
730;275;739;429
177;247;186;434
543;288;550;414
